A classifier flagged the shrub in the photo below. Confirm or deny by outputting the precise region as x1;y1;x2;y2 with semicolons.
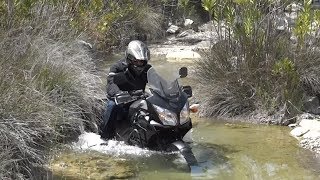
195;0;320;122
0;0;168;178
0;2;104;179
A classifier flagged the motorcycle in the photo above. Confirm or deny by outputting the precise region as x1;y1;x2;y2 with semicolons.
109;66;199;168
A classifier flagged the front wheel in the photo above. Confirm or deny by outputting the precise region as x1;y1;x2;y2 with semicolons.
127;128;146;148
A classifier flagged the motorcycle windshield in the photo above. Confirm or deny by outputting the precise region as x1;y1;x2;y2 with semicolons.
147;67;180;100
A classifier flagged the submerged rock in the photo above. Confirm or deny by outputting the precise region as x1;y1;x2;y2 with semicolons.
50;151;137;179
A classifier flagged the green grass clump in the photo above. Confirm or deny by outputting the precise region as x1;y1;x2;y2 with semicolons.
195;0;320;123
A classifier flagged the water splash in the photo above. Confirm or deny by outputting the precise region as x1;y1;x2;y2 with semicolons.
71;132;157;157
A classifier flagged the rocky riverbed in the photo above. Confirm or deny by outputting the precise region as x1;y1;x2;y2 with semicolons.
290;114;320;154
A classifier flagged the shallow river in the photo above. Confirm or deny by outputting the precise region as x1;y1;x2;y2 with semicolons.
51;58;320;179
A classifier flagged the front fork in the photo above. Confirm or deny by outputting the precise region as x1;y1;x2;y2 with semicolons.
169;141;198;167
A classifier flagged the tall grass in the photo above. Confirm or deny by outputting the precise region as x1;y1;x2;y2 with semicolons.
0;0;165;178
195;0;320;123
0;3;105;179
103;0;164;49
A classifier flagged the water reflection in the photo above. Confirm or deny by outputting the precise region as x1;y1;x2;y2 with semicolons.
190;121;320;180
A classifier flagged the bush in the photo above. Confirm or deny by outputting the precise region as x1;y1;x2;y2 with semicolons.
0;3;104;179
0;0;168;178
0;0;165;51
195;0;320;122
101;0;164;49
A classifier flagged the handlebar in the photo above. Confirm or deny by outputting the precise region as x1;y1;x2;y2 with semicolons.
129;89;144;96
114;90;146;105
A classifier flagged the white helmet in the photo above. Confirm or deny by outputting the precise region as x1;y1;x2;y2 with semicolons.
125;40;150;63
125;40;150;75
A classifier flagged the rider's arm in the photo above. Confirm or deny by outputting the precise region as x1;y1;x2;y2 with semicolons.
106;61;124;97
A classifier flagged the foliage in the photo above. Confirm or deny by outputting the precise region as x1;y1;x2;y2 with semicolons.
0;0;167;179
196;0;320;121
294;0;312;47
178;0;190;19
272;58;301;110
0;33;105;179
0;0;164;51
201;0;217;20
0;3;106;179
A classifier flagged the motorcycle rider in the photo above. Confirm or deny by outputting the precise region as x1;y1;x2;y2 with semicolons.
100;40;152;139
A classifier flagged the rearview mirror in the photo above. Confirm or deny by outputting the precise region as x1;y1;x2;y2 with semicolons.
179;67;188;78
182;86;192;98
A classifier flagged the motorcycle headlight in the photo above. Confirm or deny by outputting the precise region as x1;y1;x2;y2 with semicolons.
180;102;190;125
153;105;177;126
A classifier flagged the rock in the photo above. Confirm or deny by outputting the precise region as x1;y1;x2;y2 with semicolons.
275;16;288;31
166;50;201;62
299;119;320;131
285;12;298;22
303;96;320;115
299;113;316;120
176;38;202;45
285;3;303;12
290;35;298;44
303;131;320;139
292;114;320;154
288;123;298;128
184;19;194;27
198;21;215;32
281;117;296;126
166;25;180;34
194;40;211;50
290;127;310;137
177;29;196;38
300;137;320;153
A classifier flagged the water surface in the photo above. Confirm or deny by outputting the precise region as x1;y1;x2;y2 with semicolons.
51;58;320;179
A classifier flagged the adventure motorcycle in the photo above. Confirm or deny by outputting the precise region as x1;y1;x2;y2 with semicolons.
111;67;198;167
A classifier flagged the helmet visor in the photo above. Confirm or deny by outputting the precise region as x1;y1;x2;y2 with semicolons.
132;59;146;67
128;55;147;67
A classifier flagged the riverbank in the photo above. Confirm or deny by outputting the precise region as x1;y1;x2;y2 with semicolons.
148;22;320;157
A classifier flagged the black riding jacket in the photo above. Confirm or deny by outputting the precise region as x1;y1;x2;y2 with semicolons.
106;59;152;98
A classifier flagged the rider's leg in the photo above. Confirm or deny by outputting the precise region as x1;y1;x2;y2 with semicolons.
100;100;116;139
102;100;116;128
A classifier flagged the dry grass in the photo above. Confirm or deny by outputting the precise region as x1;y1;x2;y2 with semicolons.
104;1;164;49
0;5;105;179
195;1;320;122
0;0;167;178
195;44;256;117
